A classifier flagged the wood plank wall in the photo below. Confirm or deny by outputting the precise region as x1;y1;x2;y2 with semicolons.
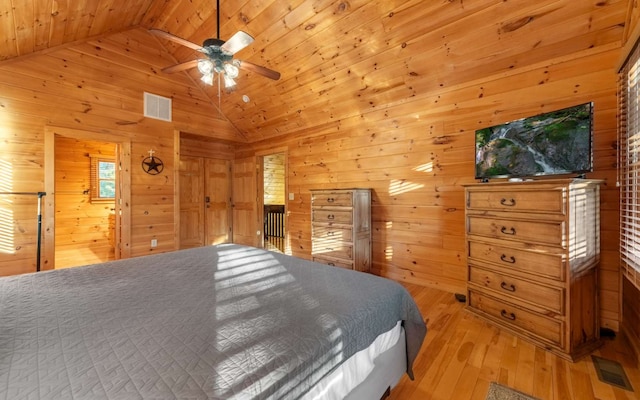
54;136;116;268
0;27;244;275
241;47;622;331
180;135;236;160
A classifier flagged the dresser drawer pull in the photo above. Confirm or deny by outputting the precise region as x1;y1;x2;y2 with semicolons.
500;226;516;235
501;310;516;320
327;214;335;220
327;197;335;203
500;254;516;264
500;198;516;206
500;281;516;292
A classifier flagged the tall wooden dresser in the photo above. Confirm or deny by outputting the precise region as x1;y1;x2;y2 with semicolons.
310;189;371;272
464;179;601;361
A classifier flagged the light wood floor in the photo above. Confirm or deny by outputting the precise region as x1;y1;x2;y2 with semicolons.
264;235;285;253
55;245;115;269
389;283;640;400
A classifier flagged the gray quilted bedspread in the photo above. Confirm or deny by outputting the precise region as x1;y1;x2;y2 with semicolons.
0;244;426;399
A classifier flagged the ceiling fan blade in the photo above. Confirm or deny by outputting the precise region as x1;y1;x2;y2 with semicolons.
238;60;281;80
221;31;254;54
149;29;202;51
161;59;200;74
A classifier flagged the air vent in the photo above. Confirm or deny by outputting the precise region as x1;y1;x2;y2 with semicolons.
592;355;634;391
143;92;172;122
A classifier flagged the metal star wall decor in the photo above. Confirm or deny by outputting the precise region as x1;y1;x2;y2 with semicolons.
142;149;164;175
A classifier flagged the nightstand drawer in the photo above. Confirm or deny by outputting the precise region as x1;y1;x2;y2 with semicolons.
467;216;564;247
312;242;353;260
468;266;563;313
312;192;353;207
312;209;352;224
312;225;353;242
468;241;563;281
467;189;564;214
313;255;353;269
468;290;563;347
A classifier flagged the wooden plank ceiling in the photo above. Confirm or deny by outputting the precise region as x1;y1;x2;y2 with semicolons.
0;0;635;143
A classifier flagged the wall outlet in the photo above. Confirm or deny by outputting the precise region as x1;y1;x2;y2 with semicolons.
151;239;158;248
289;193;295;200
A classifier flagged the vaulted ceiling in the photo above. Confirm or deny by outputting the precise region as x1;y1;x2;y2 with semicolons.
0;0;637;143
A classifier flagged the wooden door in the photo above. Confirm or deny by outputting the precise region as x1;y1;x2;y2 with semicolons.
204;158;231;244
179;156;204;249
232;157;258;246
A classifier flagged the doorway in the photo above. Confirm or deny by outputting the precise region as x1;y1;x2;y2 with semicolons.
44;126;132;270
260;152;286;253
54;136;118;268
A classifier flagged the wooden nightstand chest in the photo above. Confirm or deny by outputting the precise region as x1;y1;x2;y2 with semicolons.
310;189;371;272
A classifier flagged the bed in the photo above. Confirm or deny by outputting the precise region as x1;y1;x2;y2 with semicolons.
0;244;426;399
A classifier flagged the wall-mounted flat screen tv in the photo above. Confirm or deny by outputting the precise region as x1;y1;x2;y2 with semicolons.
475;102;593;181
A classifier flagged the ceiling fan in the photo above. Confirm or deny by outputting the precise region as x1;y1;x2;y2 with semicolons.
149;0;280;91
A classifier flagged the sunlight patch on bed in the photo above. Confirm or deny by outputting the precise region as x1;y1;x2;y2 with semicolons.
300;293;320;309
218;335;345;400
214;257;281;278
215;312;345;399
388;179;423;196
0;159;14;254
215;266;295;296
215;247;287;282
211;245;356;399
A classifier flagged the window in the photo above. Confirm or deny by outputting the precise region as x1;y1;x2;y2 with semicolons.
620;39;640;290
91;156;116;202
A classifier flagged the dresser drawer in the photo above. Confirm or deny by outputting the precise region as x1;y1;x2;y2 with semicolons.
467;189;564;214
312;225;353;243
313;255;353;269
467;216;564;247
312;209;352;225
468;241;563;281
312;192;353;207
312;242;353;260
468;266;563;313
468;290;563;347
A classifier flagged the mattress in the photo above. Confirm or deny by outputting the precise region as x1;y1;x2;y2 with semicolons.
0;244;426;399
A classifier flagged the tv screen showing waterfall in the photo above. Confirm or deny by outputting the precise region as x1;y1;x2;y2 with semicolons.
474;102;593;180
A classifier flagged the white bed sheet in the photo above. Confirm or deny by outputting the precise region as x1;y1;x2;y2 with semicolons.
302;321;403;400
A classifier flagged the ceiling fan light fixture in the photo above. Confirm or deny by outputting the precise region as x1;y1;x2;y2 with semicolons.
201;73;214;86
223;62;239;78
223;74;236;90
197;59;214;75
150;2;280;95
